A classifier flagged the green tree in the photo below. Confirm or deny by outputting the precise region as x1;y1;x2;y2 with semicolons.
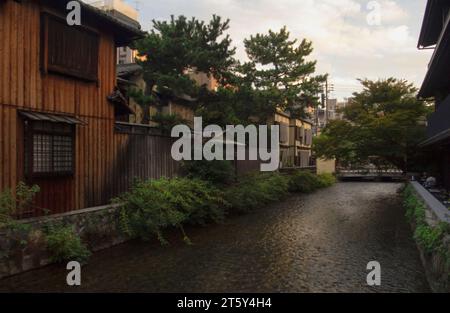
314;78;431;172
235;27;326;121
133;15;237;123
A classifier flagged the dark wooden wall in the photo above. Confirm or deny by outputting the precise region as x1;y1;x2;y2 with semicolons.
0;1;181;217
0;0;263;218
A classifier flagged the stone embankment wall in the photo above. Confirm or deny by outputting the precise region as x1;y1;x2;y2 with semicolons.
0;205;125;279
409;182;450;293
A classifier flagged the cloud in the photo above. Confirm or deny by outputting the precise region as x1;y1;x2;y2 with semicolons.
136;0;432;99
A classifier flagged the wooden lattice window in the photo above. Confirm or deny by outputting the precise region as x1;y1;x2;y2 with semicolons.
25;121;75;178
41;13;99;81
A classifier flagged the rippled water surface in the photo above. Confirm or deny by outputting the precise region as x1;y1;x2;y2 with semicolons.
0;182;430;293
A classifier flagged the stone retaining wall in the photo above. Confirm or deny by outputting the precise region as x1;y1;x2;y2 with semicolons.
409;182;450;292
0;205;126;279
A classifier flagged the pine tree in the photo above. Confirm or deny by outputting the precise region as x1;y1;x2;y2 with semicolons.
237;27;326;121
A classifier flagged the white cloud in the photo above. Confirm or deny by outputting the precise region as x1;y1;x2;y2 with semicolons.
137;0;433;100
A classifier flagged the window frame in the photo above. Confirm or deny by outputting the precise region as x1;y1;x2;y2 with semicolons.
24;120;76;179
40;12;100;82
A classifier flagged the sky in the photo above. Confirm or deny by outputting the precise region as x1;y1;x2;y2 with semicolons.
126;0;432;100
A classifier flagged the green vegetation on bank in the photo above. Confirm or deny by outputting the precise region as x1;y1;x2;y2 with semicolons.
289;172;336;193
1;172;336;263
0;182;40;228
224;172;290;213
117;171;336;243
403;185;450;258
114;178;228;245
43;223;91;264
0;184;90;264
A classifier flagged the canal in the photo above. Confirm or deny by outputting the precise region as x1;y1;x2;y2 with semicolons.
0;182;430;293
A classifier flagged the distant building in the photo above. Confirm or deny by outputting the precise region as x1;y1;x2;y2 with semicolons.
186;68;219;92
268;110;314;169
314;98;352;133
335;98;352;120
86;0;140;64
326;99;338;121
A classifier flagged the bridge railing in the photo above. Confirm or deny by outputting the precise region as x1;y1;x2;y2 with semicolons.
337;168;404;177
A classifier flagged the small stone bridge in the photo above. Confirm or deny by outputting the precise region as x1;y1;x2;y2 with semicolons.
337;167;405;181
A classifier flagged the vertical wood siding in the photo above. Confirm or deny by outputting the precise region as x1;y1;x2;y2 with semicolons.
0;1;181;217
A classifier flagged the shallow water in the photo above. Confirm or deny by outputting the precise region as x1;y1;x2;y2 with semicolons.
0;182;430;293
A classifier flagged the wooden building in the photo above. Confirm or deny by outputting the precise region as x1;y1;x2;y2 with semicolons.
0;0;180;217
418;0;450;189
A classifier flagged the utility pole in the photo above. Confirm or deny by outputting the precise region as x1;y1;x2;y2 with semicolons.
323;78;334;126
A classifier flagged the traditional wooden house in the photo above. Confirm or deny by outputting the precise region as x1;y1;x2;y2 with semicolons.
0;0;158;217
418;0;450;189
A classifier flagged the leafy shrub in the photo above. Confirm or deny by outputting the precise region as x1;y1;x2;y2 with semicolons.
414;223;449;254
44;223;91;263
404;185;426;225
288;171;335;193
115;178;228;244
115;172;336;243
0;182;40;227
0;182;40;231
403;185;450;257
182;160;236;185
316;173;337;188
224;172;290;213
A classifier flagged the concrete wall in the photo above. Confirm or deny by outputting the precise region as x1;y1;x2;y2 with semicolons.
409;182;450;292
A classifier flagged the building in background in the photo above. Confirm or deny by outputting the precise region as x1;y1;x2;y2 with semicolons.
314;98;352;133
186;68;219;92
335;99;351;120
418;0;450;190
85;0;140;64
269;110;313;169
91;0;197;128
326;99;338;121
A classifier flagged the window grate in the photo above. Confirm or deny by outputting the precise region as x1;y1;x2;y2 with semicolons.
25;121;75;177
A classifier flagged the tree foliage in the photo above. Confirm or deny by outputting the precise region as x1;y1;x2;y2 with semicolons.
134;15;236;98
234;27;326;121
132;15;237;123
134;17;325;126
314;78;431;171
